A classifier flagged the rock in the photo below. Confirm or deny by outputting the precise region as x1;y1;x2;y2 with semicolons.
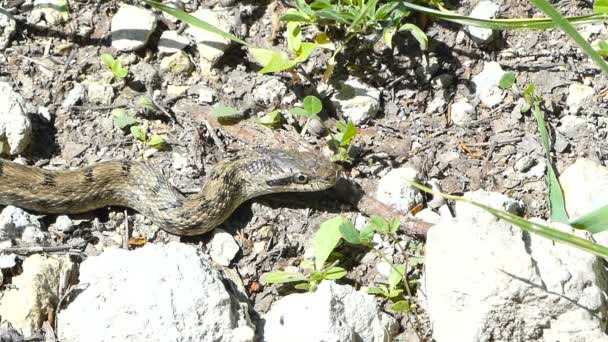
62;83;85;108
253;79;288;106
57;242;254;342
566;83;594;114
0;82;32;155
263;281;398;342
158;30;190;54
558;115;587;139
450;99;476;126
0;253;16;269
0;322;23;341
37;106;52;121
0;10;16;50
130;62;160;90
0;254;75;336
426;91;447;114
466;0;500;44
210;229;240;266
185;9;233;64
421;190;608;342
513;155;536;173
0;206;46;244
415;208;441;224
415;55;440;83
375;167;424;212
51;215;75;233
111;4;157;52
560;159;608;247
84;80;114;105
160;51;194;75
472;61;506;107
194;84;214;103
30;0;68;26
430;73;454;89
330;77;381;126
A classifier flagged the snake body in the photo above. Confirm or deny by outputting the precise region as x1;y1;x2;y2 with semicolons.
0;150;338;235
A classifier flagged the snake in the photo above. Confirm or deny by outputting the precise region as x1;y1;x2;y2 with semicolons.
0;150;339;236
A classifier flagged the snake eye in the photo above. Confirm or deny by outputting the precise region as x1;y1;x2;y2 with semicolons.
293;173;308;184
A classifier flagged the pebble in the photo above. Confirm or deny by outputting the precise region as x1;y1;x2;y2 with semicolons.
467;0;500;44
185;9;233;64
566;83;594;114
158;30;190;54
330;77;381;126
558;115;587;139
160;51;194;75
450;99;476;126
0;10;16;50
111;4;157;52
210;229;240;266
62;83;86;108
0;82;32;155
375;167;424;212
472;61;506;107
253;79;288;106
513;155;536;173
84;80;114;105
30;0;68;26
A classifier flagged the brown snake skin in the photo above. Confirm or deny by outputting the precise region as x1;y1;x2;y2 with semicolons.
0;150;338;235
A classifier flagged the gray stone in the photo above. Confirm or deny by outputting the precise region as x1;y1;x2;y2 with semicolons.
0;10;16;50
30;0;68;26
185;9;233;64
111;4;157;52
558;115;587;139
0;254;75;336
0;82;32;155
514;155;536;173
158;30;190;54
467;0;500;44
450;99;476;126
472;61;506;107
431;73;454;89
330;77;381;126
62;83;85;108
160;51;194;75
130;62;160;89
210;229;240;266
0;206;45;243
57;242;255;342
375;167;424;212
253;79;288;106
566;83;594;115
263;281;398;342
84;80;114;105
421;190;608;342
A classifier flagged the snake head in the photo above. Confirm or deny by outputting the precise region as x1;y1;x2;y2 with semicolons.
242;149;339;195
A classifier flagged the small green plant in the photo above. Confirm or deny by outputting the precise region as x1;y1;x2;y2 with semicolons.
288;95;358;162
112;109;139;130
211;104;243;121
257;110;284;128
263;214;422;313
100;53;128;79
130;125;166;150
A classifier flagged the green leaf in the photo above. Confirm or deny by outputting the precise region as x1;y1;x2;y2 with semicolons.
293;42;318;63
303;95;322;115
399;23;428;50
100;53;114;68
130;126;147;143
383;27;397;48
367;287;388;296
112;62;129;79
595;40;608;56
300;259;315;270
294;282;312;291
288;107;313;118
259;52;297;74
212;105;241;118
112;109;139;130
369;215;390;234
147;135;166;149
498;71;516;89
257;110;283;127
594;0;608;14
310;0;333;10
287;22;302;53
390;300;411;313
142;0;247;45
316;9;350;24
339;221;361;245
263;271;309;284
389;217;400;234
359;224;375;242
529;89;569;223
310;271;325;282
335;120;357;146
136;96;158;113
324;266;347;280
570;204;608;234
280;13;311;22
348;0;379;32
388;264;406;290
314;216;347;270
376;2;400;20
386;288;404;298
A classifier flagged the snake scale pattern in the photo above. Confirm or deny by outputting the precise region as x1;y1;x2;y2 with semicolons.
0;150;338;235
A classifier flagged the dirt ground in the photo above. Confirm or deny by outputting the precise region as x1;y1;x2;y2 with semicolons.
2;0;608;339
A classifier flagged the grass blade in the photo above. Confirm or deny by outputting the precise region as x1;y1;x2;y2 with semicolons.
571;204;608;233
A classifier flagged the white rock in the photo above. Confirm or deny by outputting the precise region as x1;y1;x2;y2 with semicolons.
253;79;288;106
197;85;215;103
30;0;68;26
0;82;32;155
52;215;74;233
111;4;157;52
330;77;381;126
62;83;85;108
58;242;255;342
467;0;500;44
420;190;608;342
84;80;114;105
0;206;45;243
566;83;594;114
472;61;506;107
0;253;16;269
158;30;190;54
415;208;441;224
210;229;240;266
450;99;476;126
559;159;608;246
0;254;75;336
376;167;424;212
558;115;587;139
160;51;194;75
426;93;447;114
376;261;392;278
513;155;535;173
0;10;16;50
263;281;397;342
185;9;233;64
